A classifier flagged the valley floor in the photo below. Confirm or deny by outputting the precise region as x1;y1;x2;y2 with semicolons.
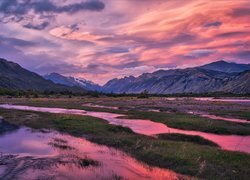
0;96;249;179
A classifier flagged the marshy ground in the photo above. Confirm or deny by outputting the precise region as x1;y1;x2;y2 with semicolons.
0;96;249;179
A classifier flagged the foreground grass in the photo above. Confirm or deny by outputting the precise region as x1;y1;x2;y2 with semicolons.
0;109;250;179
124;111;250;135
157;134;219;147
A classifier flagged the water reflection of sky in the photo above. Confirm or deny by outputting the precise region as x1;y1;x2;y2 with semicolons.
0;104;250;154
0;121;183;179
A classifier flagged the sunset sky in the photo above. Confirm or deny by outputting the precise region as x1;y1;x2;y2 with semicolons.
0;0;250;84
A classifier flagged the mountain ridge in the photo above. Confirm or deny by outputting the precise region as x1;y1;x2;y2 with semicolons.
0;58;249;94
102;61;250;94
0;58;86;93
200;60;250;73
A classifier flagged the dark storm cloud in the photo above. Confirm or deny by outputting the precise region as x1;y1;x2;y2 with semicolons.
0;0;105;15
23;21;50;30
57;1;105;13
204;21;222;28
0;0;105;29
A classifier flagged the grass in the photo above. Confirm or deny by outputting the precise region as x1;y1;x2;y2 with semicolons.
77;158;100;168
0;108;250;179
157;133;219;147
123;111;250;135
211;110;250;120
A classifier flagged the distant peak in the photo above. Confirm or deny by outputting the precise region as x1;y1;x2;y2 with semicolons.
211;60;228;64
200;60;250;73
45;72;63;77
0;58;7;61
0;58;13;63
50;72;61;75
123;75;135;80
216;60;227;63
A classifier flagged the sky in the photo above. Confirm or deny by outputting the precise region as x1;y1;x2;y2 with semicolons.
0;0;250;85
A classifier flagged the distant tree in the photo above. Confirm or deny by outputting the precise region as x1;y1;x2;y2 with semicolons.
137;90;149;98
91;91;100;98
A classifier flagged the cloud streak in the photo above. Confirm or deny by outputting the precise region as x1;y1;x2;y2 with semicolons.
0;0;105;15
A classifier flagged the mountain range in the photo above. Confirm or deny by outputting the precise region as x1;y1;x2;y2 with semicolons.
102;61;250;94
0;58;249;94
0;58;85;93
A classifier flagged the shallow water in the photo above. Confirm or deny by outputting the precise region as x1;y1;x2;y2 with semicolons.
194;97;250;103
0;104;250;154
201;114;250;124
188;111;250;124
86;112;250;154
0;122;183;179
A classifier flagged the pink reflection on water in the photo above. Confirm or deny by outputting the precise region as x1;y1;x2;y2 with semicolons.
0;104;250;154
86;112;250;154
201;114;250;124
188;111;250;124
0;126;183;179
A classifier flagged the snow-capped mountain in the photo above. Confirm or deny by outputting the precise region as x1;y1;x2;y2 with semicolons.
44;73;101;91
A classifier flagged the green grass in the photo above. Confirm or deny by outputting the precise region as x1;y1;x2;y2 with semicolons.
211;110;250;120
158;133;219;147
0;109;250;179
123;111;250;135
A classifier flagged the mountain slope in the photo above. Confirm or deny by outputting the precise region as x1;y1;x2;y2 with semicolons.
103;76;136;93
102;61;250;94
220;71;250;93
0;58;85;92
200;60;250;73
44;73;101;91
103;68;238;94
